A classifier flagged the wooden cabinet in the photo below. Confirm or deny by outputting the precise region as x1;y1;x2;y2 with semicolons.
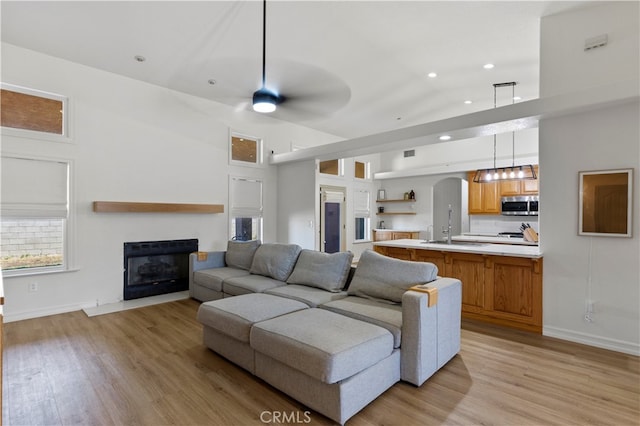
374;245;542;333
468;172;500;214
373;230;420;242
499;166;539;196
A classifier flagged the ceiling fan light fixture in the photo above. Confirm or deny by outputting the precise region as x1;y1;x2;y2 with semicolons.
252;88;277;113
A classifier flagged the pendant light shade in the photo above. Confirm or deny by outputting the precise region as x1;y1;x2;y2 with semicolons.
473;82;536;183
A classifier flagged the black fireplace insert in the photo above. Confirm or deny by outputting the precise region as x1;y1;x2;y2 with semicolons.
123;239;198;300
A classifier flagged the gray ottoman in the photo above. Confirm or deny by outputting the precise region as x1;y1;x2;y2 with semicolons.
196;293;309;372
250;308;400;424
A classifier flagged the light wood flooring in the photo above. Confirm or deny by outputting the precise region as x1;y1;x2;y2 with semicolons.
2;298;639;425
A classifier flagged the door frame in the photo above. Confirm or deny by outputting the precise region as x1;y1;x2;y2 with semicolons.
319;185;346;253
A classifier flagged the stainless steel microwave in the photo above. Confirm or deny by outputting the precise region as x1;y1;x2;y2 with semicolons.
501;195;539;216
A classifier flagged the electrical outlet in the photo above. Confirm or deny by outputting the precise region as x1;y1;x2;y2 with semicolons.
28;282;38;293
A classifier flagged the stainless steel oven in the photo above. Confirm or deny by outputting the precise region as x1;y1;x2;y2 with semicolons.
501;195;539;216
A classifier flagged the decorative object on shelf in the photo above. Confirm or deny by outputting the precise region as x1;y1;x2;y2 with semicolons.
404;192;409;200
378;206;385;213
579;168;633;237
409;190;415;200
377;189;386;200
473;82;537;183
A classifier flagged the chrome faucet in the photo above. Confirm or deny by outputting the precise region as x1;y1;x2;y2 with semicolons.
441;204;453;244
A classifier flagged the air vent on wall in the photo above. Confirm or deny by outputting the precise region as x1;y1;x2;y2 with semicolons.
404;149;415;158
584;34;608;51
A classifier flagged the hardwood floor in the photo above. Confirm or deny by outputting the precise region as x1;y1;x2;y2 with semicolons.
2;298;639;425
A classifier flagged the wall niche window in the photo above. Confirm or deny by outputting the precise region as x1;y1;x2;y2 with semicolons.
319;159;344;176
1;83;67;136
354;160;370;180
230;132;262;166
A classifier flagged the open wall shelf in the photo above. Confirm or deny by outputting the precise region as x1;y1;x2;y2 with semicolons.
92;201;224;214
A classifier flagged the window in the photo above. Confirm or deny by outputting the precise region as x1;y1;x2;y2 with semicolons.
229;176;263;241
354;189;371;241
354;161;370;179
319;159;344;176
1;156;70;274
1;83;67;136
230;132;262;166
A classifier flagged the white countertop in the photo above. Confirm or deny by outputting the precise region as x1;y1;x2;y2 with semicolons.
373;238;542;259
454;234;538;246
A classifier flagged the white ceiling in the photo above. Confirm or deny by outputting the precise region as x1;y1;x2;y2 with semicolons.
1;1;593;140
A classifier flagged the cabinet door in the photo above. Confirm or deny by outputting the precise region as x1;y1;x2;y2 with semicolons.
412;249;445;274
447;253;486;312
485;257;542;328
373;230;392;241
500;180;521;196
383;246;413;261
468;172;500;214
393;232;413;240
522;166;539;194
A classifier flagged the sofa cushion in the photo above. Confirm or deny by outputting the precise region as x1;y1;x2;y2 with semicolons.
348;249;438;304
286;249;354;292
250;243;302;281
265;285;348;308
320;296;403;348
197;293;309;343
193;267;251;292
223;274;287;296
250;308;393;384
225;240;261;271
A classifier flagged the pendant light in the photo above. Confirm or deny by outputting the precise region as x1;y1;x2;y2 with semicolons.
253;0;277;113
473;82;537;183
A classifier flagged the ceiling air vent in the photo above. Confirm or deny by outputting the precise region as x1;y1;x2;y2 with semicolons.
404;149;415;158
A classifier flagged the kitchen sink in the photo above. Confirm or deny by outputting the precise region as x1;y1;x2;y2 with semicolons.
422;240;487;246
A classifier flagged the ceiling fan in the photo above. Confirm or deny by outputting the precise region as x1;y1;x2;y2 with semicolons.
233;0;351;120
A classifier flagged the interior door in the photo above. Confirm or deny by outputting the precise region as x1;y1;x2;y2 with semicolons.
320;187;346;253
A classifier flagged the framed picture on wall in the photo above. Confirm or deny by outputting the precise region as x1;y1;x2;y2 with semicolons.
377;189;386;201
579;168;633;237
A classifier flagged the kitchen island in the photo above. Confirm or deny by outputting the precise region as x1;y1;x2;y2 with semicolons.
374;239;542;333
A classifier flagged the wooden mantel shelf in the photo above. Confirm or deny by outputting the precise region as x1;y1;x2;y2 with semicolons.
93;201;224;214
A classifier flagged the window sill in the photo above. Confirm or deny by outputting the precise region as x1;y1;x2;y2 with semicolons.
2;267;80;279
353;240;373;244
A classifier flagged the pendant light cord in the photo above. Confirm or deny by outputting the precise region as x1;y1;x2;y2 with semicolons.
261;0;267;89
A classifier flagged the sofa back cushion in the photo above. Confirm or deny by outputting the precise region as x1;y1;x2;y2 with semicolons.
250;243;302;281
286;250;354;292
225;240;261;271
348;249;438;304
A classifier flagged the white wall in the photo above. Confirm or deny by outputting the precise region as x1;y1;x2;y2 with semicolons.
1;43;338;321
276;160;316;249
539;2;640;355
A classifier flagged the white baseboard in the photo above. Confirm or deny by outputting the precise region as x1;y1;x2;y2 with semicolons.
4;302;88;323
82;291;189;317
544;325;640;356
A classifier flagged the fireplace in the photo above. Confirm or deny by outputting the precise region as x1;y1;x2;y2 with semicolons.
123;239;198;300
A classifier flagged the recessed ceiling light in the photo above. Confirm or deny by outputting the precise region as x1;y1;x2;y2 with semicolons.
208;79;217;85
483;63;494;69
464;100;473;104
439;135;452;141
134;55;146;62
427;72;437;78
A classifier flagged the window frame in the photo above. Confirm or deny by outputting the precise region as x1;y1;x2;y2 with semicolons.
354;160;371;180
353;188;372;242
319;159;344;177
228;175;264;242
229;131;264;168
1;154;75;278
0;82;72;144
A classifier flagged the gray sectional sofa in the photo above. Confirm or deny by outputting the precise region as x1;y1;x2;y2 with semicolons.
190;241;462;424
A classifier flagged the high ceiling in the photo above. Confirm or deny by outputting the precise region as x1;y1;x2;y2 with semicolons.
1;1;593;139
